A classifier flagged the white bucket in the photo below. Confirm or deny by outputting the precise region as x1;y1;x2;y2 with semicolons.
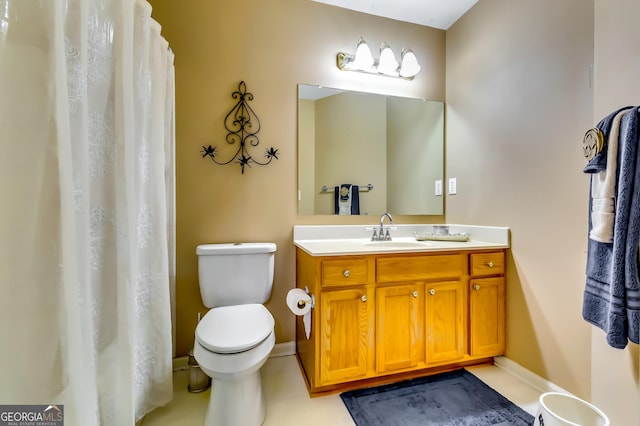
534;392;609;426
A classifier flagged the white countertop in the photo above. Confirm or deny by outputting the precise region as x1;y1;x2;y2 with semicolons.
293;224;510;256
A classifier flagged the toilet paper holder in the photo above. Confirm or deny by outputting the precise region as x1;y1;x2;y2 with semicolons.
298;286;315;310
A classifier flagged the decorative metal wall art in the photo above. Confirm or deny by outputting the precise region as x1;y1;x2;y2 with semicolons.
201;81;279;174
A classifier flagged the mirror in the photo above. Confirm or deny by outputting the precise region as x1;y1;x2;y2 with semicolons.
297;84;444;216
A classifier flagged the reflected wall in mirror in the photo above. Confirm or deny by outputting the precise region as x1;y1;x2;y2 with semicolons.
298;84;444;216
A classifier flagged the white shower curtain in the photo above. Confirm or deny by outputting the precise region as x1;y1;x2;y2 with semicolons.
0;0;175;424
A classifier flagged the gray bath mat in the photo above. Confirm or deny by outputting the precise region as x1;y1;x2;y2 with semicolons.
340;369;534;425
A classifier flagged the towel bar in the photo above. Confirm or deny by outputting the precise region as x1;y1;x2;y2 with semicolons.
321;184;373;193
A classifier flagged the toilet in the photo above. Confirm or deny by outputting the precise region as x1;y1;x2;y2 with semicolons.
194;242;277;426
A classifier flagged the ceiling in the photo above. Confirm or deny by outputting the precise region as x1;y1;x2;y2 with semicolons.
312;0;478;30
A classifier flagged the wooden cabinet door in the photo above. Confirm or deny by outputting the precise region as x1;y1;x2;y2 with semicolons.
470;277;505;357
425;280;466;365
376;283;425;373
319;286;374;385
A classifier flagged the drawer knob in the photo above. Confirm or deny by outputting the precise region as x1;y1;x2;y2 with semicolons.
361;295;367;302
473;284;480;291
343;270;351;278
412;290;419;298
428;288;436;296
487;261;494;268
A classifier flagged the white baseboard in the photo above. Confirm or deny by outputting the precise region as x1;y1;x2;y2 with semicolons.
176;345;567;396
493;356;572;395
173;341;296;372
270;341;296;358
173;355;190;371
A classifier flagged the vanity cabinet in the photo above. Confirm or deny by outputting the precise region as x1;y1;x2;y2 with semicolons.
424;280;466;365
295;247;506;395
316;257;375;385
319;286;375;384
376;283;425;373
375;253;466;373
469;252;506;357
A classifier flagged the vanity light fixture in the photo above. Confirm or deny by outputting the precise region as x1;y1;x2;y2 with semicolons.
337;38;420;80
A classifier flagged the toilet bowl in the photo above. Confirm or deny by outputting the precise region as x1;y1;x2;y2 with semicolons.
194;303;275;426
194;243;277;426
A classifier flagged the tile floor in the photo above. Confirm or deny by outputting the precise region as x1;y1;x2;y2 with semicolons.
141;355;542;426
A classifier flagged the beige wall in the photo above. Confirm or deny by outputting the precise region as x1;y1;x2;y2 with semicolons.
446;0;594;400
150;0;640;418
148;0;446;357
298;99;315;214
592;0;640;423
449;0;640;421
387;98;443;214
304;92;444;216
314;92;387;215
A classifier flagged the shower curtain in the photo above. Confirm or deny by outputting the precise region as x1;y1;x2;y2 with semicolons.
0;0;175;424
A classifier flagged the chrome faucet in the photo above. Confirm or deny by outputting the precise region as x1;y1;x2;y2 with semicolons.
373;212;393;241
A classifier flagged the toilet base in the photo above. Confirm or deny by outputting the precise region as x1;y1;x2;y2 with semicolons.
194;330;275;426
205;370;265;426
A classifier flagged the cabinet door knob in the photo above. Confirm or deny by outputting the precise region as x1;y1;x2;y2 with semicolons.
412;290;419;298
487;261;494;268
343;270;350;278
473;284;480;291
361;295;367;302
428;288;436;296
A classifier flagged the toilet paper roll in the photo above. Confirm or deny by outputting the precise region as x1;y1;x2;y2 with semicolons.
286;288;312;316
303;311;311;340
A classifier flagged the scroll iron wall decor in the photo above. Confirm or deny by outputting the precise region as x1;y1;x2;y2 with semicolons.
201;81;279;174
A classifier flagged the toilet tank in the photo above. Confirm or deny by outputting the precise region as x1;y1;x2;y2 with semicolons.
196;242;276;308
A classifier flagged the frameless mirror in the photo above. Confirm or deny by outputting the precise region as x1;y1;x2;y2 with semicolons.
298;84;444;216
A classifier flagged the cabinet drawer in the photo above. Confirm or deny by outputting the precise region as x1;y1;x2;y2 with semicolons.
377;254;463;283
321;258;373;287
470;251;505;277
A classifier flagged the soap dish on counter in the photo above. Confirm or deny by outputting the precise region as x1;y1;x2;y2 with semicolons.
414;232;471;242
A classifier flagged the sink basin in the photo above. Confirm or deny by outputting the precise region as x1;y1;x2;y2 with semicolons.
363;241;431;248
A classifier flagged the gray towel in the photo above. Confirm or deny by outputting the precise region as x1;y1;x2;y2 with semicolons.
334;184;360;215
589;109;630;243
583;108;640;348
584;105;634;174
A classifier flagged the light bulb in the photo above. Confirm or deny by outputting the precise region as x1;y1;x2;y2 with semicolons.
399;49;421;78
377;44;398;76
352;38;374;71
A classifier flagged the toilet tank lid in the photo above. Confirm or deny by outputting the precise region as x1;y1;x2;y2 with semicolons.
196;242;277;255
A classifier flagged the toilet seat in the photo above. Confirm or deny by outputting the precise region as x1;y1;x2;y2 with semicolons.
196;304;274;354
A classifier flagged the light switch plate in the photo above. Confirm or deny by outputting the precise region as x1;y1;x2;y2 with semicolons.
448;178;457;195
435;180;443;196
